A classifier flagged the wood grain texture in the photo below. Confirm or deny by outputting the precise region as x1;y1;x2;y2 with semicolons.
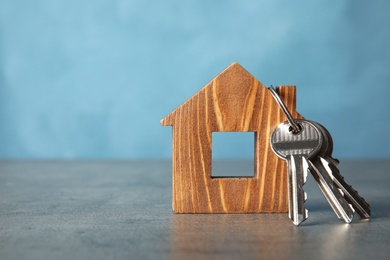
161;62;301;213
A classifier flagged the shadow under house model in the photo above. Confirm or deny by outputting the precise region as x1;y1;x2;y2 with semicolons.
161;62;301;213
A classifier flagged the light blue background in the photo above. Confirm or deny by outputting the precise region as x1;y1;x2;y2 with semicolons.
0;0;389;159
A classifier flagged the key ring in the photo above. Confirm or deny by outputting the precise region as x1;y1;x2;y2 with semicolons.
268;86;301;133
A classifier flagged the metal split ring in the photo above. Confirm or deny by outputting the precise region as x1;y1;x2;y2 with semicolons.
268;86;300;133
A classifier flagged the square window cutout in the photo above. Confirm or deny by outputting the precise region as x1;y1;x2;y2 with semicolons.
212;132;255;178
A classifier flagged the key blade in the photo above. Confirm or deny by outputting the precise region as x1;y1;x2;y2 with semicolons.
309;158;354;223
320;157;371;218
288;155;309;226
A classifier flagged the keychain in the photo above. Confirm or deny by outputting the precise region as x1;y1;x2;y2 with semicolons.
268;86;371;225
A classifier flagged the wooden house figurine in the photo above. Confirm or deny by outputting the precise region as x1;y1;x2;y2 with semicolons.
161;62;300;213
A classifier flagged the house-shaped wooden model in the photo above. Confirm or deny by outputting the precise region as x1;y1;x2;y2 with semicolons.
161;62;300;213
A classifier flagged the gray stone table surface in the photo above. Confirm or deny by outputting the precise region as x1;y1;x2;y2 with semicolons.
0;160;389;260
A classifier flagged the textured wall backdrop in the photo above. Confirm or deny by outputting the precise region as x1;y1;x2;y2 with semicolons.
0;0;389;159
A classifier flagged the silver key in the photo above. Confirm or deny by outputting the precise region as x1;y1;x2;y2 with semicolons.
271;119;323;225
311;122;371;219
308;122;355;223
